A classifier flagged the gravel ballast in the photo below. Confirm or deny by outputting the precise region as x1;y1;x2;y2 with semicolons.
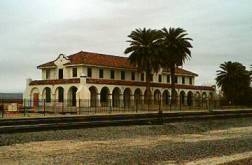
1;117;252;164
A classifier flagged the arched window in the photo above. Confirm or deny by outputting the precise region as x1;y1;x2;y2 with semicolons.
58;87;64;102
45;87;51;102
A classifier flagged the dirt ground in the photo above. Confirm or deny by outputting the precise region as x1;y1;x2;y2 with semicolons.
1;118;252;164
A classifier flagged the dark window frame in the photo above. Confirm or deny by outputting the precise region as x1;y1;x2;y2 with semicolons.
87;68;92;77
182;76;185;84
45;69;50;80
110;70;115;79
121;71;125;80
189;77;193;85
158;75;162;82
131;72;135;81
58;69;63;79
167;75;170;83
150;74;153;82
72;67;77;78
175;76;178;84
99;69;104;78
141;73;144;81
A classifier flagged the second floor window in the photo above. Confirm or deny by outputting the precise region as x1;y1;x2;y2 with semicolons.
45;69;50;80
72;67;77;77
158;75;162;82
131;72;135;80
141;73;144;81
110;70;115;79
87;68;92;77
150;74;153;82
121;71;125;80
189;77;193;85
175;76;178;84
182;76;185;84
58;69;63;79
167;75;170;83
99;69;104;78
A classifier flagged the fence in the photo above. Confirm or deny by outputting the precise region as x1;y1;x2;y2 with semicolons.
0;96;251;118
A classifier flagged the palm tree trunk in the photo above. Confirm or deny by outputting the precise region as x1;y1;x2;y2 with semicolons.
170;65;176;105
146;72;151;104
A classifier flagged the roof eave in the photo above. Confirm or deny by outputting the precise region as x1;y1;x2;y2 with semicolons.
37;65;57;69
64;63;136;70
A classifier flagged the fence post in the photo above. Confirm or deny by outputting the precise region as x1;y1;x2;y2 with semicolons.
24;99;27;117
78;98;81;115
147;97;150;112
208;98;213;112
179;96;182;111
54;99;56;114
95;99;97;114
62;101;64;114
43;99;46;116
136;101;138;113
158;98;162;114
1;100;4;118
170;95;172;111
109;99;112;114
202;97;204;110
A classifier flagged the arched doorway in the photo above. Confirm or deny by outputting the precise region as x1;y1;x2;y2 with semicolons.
30;87;39;107
195;92;201;106
202;92;208;106
202;92;207;99
171;90;178;105
187;91;193;106
154;89;161;105
144;89;152;104
209;92;214;100
68;86;78;106
134;88;142;106
112;87;121;107
89;86;98;107
100;87;110;106
56;87;64;103
123;88;131;107
42;87;51;103
162;90;170;106
180;91;186;106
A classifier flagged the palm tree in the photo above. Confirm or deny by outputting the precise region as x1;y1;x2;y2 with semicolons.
124;28;161;103
159;27;193;105
216;61;251;105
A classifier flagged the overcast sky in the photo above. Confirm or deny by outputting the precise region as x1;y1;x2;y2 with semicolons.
0;0;252;93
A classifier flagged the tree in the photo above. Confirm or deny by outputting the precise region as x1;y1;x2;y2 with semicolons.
158;27;193;105
216;61;251;105
124;28;161;103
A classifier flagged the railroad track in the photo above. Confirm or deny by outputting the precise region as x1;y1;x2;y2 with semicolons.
1;109;252;134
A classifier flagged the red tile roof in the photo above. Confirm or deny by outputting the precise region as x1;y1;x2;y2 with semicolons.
29;78;214;91
37;51;198;76
164;68;198;76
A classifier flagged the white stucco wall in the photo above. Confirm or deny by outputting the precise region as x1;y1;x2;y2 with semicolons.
41;64;196;86
25;54;214;108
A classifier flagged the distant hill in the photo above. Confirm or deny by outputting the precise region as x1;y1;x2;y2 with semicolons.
0;93;23;100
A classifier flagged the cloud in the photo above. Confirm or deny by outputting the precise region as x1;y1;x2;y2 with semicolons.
0;0;252;92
